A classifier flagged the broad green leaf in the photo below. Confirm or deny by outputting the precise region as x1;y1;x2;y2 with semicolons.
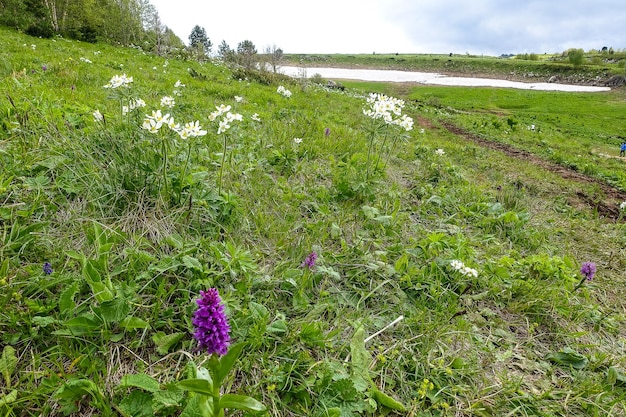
249;301;269;320
326;407;341;417
65;250;85;261
95;297;130;323
118;390;153;417
0;258;8;278
0;390;18;407
219;394;266;412
120;373;160;392
59;282;80;316
152;388;184;409
31;316;59;327
152;332;185;355
545;348;588;369
267;319;288;334
350;326;372;391
214;342;244;387
119;316;150;330
180;393;211;417
63;315;102;335
369;387;407;412
0;346;18;387
607;367;626;386
182;255;204;271
177;378;213;395
83;260;114;303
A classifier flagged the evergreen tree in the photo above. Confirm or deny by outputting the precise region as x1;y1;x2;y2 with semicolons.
236;39;257;69
217;40;234;62
188;24;211;58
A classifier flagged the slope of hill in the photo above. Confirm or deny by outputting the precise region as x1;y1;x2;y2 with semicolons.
1;28;625;416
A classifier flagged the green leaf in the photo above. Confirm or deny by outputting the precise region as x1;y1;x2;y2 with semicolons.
120;373;160;392
152;388;184;410
182;255;204;272
180;393;211;417
219;394;266;412
119;316;150;330
63;315;102;335
267;319;288;334
350;326;372;392
118;390;153;417
0;346;18;387
545;348;588;369
31;316;59;327
82;260;114;303
177;378;213;395
0;258;8;278
0;390;18;407
152;332;185;355
94;297;130;323
249;301;269;320
59;282;80;317
214;342;244;387
54;379;102;415
607;367;626;386
369;387;407;412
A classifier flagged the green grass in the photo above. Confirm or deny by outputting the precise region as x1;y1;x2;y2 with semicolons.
1;27;625;416
284;51;626;83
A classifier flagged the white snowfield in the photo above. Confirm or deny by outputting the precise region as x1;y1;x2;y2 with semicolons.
280;66;611;92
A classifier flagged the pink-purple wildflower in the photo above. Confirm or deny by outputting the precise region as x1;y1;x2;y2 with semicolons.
301;252;318;269
580;261;596;281
192;288;231;356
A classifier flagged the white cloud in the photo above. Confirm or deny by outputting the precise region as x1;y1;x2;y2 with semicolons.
149;0;626;55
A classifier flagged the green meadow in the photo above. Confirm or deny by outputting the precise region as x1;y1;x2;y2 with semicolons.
1;27;626;416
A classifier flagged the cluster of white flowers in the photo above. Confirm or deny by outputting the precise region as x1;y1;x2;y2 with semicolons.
141;109;206;139
293;137;303;144
450;260;478;278
363;93;414;131
93;109;104;122
173;80;185;96
79;57;93;64
277;85;292;98
234;96;243;103
251;113;261;122
122;98;146;115
620;201;626;210
177;120;207;139
434;148;445;156
160;96;175;108
208;104;243;134
103;74;133;89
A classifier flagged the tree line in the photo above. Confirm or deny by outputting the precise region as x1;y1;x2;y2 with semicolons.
0;0;183;54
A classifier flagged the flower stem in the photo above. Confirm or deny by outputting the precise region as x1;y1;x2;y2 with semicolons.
218;133;228;195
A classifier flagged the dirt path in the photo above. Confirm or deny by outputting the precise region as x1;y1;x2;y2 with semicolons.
436;119;626;221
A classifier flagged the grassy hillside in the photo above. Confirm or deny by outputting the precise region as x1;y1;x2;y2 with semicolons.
1;28;626;416
284;52;626;86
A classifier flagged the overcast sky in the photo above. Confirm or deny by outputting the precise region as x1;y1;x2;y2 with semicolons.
149;0;626;56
